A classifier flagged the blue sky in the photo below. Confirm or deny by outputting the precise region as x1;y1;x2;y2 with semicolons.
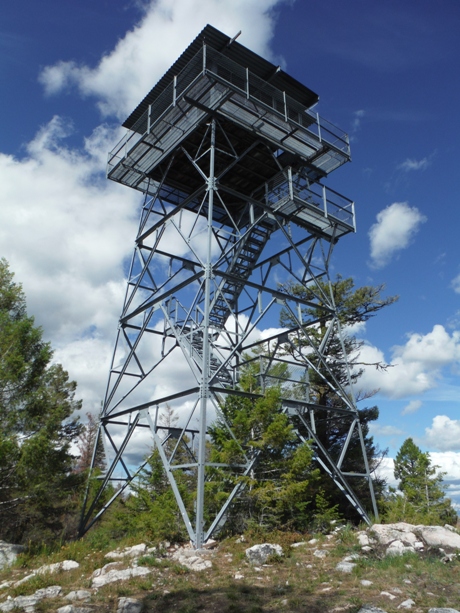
1;0;460;503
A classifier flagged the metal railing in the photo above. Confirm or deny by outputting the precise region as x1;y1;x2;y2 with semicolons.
108;45;350;175
257;168;355;230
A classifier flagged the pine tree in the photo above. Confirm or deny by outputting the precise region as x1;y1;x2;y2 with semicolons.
0;259;83;543
279;276;397;518
385;438;457;525
208;366;322;533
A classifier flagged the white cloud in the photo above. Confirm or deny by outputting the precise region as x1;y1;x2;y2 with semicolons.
401;399;422;415
375;453;460;506
368;424;404;436
1;1;286;416
355;325;460;399
373;456;397;489
368;202;426;269
0;118;139;410
397;157;430;172
425;416;460;451
39;0;285;120
451;273;460;294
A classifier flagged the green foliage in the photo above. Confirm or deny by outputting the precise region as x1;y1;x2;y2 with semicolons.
0;259;83;544
384;438;457;525
103;448;191;544
208;371;327;533
279;276;396;519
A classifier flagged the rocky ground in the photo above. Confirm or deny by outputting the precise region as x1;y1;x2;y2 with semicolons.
0;523;459;612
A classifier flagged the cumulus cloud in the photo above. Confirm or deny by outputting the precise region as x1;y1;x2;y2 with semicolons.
397;157;430;172
0;118;139;410
2;0;287;415
368;202;426;269
425;416;460;451
355;325;460;399
39;0;285;120
401;399;422;415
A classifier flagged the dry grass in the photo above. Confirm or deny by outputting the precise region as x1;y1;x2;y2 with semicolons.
1;528;459;612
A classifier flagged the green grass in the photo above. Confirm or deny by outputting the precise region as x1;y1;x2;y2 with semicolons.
1;523;460;612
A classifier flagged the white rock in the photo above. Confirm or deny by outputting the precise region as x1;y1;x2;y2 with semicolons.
357;533;370;546
380;591;396;600
92;561;122;577
92;566;151;588
106;544;148;560
57;607;92;613
371;523;418;546
398;599;416;609
416;525;460;549
36;560;79;574
291;542;308;548
117;596;143;613
66;590;92;601
170;547;212;571
335;561;356;573
234;572;244;580
428;609;460;613
361;546;373;553
35;586;62;598
307;538;318;545
358;607;387;613
245;543;283;565
386;540;415;556
313;549;329;558
360;580;373;586
13;573;36;587
343;554;361;561
0;542;25;571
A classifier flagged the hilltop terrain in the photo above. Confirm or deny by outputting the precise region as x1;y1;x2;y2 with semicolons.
0;523;459;613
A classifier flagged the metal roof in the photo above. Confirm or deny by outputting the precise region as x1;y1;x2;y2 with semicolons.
123;24;319;130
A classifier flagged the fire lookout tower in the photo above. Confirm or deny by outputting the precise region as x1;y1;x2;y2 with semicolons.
80;25;378;547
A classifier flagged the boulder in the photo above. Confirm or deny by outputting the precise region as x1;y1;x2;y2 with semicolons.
117;597;143;613
415;525;460;549
0;542;24;571
370;523;418;546
245;543;283;565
